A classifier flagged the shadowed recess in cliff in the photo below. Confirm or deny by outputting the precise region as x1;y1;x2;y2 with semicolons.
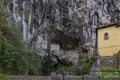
51;30;80;50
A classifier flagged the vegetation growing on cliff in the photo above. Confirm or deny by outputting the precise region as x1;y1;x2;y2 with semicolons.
0;1;40;76
74;52;96;75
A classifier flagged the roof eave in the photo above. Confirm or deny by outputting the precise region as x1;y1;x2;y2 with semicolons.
96;23;119;30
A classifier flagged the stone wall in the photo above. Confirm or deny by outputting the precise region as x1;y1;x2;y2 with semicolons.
8;76;120;80
8;76;51;80
97;56;116;68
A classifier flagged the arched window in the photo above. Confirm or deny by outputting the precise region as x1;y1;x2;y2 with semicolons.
104;33;109;40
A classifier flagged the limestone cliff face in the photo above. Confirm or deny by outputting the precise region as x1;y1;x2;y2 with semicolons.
4;0;120;56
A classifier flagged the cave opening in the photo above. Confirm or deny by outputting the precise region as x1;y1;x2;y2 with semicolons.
51;30;80;51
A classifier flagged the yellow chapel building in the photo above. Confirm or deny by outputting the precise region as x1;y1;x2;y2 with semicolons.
97;24;120;56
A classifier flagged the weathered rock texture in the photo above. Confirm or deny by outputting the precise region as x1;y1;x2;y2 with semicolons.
4;0;120;57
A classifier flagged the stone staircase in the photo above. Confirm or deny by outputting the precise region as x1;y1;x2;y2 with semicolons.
85;60;98;78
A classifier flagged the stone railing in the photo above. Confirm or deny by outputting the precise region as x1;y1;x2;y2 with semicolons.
8;76;120;80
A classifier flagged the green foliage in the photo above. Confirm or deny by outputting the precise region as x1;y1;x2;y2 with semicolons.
74;66;87;75
98;67;119;78
0;26;41;75
74;54;96;75
40;56;52;75
74;62;91;75
0;1;40;75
